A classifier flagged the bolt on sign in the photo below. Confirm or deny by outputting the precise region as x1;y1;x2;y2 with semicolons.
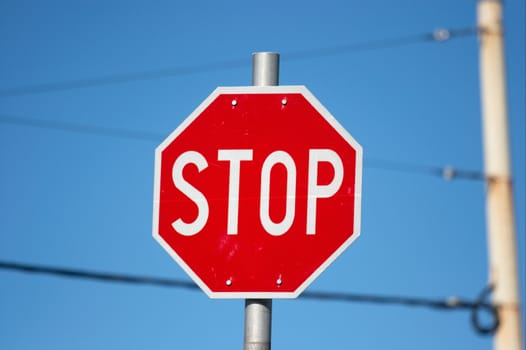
152;86;362;298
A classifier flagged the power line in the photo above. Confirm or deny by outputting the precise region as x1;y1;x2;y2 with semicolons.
0;26;478;98
365;158;487;181
0;259;499;335
0;114;161;142
0;113;486;181
0;260;197;290
285;27;478;61
0;58;247;98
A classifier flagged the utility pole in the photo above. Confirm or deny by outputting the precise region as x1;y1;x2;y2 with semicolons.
243;52;279;350
477;1;524;350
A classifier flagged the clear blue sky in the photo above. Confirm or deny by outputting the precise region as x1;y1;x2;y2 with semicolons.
1;1;524;349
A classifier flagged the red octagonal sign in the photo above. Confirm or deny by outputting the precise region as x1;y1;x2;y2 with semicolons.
153;86;362;298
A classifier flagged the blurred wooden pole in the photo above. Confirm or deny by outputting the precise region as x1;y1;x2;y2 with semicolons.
477;1;523;350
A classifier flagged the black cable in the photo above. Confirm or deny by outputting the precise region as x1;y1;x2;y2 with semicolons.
365;158;487;181
0;114;161;141
285;27;478;61
366;158;442;177
0;259;499;335
0;114;487;181
0;58;247;98
470;284;500;335
0;26;478;98
0;260;197;290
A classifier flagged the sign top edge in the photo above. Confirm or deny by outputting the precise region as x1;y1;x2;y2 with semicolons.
212;85;308;94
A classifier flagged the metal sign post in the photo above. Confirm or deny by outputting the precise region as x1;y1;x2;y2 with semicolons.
243;52;279;350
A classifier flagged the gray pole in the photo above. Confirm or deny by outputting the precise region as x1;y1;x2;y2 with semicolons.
244;299;272;350
243;52;279;350
252;52;279;86
477;1;524;349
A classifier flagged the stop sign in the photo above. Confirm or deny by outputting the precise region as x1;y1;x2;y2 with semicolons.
153;86;362;298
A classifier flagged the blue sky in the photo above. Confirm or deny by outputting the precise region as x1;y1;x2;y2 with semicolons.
0;1;524;349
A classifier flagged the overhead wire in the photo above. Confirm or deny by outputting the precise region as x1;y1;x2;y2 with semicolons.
284;27;478;61
365;158;487;181
0;113;162;142
0;113;486;181
0;259;499;335
0;26;479;98
0;58;247;98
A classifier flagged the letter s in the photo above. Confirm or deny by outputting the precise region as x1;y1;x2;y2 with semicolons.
171;151;209;236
